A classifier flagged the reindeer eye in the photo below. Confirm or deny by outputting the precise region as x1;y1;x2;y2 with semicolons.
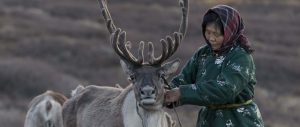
128;75;136;82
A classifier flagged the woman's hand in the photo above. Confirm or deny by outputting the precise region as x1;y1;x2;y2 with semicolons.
165;88;181;103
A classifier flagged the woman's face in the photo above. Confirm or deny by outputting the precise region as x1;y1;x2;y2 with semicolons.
204;23;224;50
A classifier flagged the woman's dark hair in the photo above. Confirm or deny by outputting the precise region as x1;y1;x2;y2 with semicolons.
202;11;224;35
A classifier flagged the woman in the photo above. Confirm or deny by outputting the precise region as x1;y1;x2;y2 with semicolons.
165;5;264;127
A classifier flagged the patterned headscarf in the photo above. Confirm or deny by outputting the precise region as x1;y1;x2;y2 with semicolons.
203;5;252;53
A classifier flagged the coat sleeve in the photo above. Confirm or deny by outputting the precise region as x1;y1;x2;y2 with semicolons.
170;50;201;88
178;53;254;106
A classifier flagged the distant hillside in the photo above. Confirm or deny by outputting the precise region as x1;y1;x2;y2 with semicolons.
0;0;299;127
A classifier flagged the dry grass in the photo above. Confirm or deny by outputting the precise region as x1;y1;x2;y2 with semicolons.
0;58;80;98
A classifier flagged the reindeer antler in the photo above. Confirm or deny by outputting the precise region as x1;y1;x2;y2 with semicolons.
100;0;144;65
148;0;189;66
178;0;189;37
100;0;116;33
99;0;189;66
110;29;144;65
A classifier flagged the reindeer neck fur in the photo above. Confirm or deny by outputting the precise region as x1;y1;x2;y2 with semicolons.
122;85;167;127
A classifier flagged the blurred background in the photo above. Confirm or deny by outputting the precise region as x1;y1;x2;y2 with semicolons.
0;0;299;126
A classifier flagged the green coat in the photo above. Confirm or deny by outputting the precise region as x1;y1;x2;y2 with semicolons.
171;45;264;127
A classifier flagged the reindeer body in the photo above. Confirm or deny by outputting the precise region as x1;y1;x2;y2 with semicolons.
63;85;123;127
24;91;67;127
63;85;174;127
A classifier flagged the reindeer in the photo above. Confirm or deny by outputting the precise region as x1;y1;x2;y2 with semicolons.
62;0;188;127
24;90;67;127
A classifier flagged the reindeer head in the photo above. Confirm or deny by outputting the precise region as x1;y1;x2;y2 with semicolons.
100;0;188;110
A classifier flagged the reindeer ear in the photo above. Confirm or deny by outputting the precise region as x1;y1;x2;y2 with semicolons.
120;60;134;75
160;59;180;78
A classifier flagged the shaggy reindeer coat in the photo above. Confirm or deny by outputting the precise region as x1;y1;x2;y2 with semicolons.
24;90;67;127
63;85;175;127
63;85;124;127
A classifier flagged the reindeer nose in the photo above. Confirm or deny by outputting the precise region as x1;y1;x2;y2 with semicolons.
141;85;155;98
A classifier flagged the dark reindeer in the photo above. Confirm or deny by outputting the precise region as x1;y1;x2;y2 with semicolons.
62;0;188;127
